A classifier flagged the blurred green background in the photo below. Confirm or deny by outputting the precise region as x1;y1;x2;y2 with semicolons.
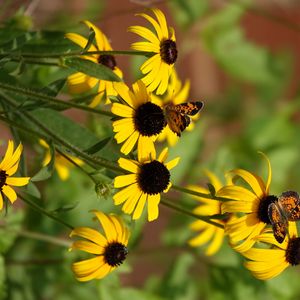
1;0;300;299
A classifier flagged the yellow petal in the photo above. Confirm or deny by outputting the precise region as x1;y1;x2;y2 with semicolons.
65;33;97;51
205;229;224;256
122;191;142;215
128;25;160;45
151;8;169;39
137;135;156;162
118;158;139;173
0;140;14;170
132;192;147;220
70;226;107;246
2;185;17;203
71;240;104;254
113;183;139;205
5;176;30;186
158;147;168;163
120;131;139;155
147;193;160;221
93;211;116;243
165;157;180;171
114;174;137;188
111;103;134;118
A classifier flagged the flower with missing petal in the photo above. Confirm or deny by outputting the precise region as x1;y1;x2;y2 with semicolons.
218;153;277;253
39;139;83;181
129;8;177;95
0;140;30;209
70;211;129;281
66;20;123;107
243;222;299;280
113;147;179;221
111;80;166;160
188;171;233;256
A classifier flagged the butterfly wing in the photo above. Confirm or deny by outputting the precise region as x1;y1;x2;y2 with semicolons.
268;202;288;243
278;191;300;221
165;101;203;136
165;109;187;137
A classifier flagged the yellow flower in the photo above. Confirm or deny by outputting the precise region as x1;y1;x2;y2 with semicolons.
113;147;179;222
243;222;298;280
218;153;276;253
188;171;233;256
152;71;197;146
66;20;123;107
70;210;129;282
0;140;30;209
40;140;83;181
129;8;177;95
111;80;166;161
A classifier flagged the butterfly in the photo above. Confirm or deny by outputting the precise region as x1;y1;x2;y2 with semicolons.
164;101;204;137
268;190;300;243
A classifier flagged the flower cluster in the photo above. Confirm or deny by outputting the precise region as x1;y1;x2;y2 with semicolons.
3;7;300;286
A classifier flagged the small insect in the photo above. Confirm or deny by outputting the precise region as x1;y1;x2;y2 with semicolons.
164;101;204;136
268;190;300;243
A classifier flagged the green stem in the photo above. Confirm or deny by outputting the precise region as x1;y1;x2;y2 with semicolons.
18;193;74;230
1;226;70;247
171;184;230;202
10;58;62;67
160;197;224;229
0;91;123;173
0;82;114;117
4;50;153;59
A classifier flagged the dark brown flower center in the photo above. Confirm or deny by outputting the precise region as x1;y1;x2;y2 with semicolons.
134;102;166;136
98;54;117;70
257;195;278;224
104;242;128;267
286;237;300;266
160;39;177;65
138;160;170;195
0;170;7;189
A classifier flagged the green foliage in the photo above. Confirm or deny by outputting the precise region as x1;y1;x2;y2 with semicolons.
64;57;122;82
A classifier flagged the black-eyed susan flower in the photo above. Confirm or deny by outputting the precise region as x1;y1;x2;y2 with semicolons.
66;20;123;107
0;140;30;209
152;71;198;146
39;139;83;181
111;80;166;161
129;8;177;95
113;147;179;221
188;171;233;256
70;210;129;282
243;222;299;280
218;153;277;253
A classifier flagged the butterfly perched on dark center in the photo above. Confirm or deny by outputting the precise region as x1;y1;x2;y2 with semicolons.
268;190;300;243
163;101;204;137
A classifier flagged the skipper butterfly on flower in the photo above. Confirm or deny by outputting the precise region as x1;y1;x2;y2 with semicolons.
268;190;300;243
164;101;204;136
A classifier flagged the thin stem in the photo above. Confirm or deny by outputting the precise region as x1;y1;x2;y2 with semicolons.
171;184;230;202
0;82;114;117
3;50;153;59
0;91;123;173
18;193;74;230
161;197;224;229
0;226;70;247
10;58;62;67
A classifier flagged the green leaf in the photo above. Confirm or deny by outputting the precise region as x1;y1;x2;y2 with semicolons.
0;31;39;52
64;57;122;82
83;137;111;154
31;141;55;182
81;26;96;53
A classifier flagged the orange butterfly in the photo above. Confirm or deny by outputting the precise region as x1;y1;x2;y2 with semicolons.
268;190;300;243
164;101;204;136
